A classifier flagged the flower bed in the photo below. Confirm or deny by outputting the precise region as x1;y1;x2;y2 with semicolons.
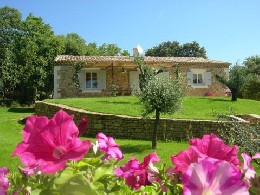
1;110;260;194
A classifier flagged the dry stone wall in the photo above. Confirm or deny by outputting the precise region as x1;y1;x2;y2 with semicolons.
35;101;246;141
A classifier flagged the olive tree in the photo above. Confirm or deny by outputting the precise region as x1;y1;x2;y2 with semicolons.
138;62;183;149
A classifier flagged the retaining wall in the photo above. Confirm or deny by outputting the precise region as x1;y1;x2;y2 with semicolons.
35;101;247;141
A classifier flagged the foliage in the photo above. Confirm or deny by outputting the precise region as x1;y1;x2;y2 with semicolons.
139;76;183;116
73;62;84;92
1;111;259;194
241;74;260;100
218;123;260;160
216;65;246;101
240;55;260;100
243;55;260;75
0;6;21;103
62;33;87;55
108;83;119;96
145;41;207;58
0;7;65;105
135;57;155;91
84;42;130;56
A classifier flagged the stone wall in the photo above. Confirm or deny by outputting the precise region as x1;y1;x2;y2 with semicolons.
35;101;246;141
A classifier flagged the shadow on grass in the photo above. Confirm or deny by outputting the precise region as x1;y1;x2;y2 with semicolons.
197;97;231;102
120;144;151;154
8;107;35;113
96;100;132;105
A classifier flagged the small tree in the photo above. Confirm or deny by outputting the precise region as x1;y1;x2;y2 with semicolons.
139;72;183;149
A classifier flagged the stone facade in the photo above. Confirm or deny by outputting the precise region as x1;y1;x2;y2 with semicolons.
54;55;230;98
35;101;249;141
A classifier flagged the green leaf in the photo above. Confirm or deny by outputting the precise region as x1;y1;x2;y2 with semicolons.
93;165;113;182
54;167;75;185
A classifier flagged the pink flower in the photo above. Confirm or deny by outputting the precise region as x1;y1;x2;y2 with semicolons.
182;158;248;195
171;147;199;172
96;133;123;161
190;134;240;166
242;152;260;186
171;133;240;173
114;153;160;190
77;117;88;137
115;158;146;190
0;167;9;194
13;110;91;174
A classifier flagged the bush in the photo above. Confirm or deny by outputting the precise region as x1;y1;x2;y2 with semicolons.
218;122;260;157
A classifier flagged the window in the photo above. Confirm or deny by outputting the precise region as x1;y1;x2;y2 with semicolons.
193;73;203;84
187;69;211;88
86;72;98;89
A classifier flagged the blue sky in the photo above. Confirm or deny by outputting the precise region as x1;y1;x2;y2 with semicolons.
1;0;260;65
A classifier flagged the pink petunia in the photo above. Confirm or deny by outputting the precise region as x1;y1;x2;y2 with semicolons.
96;133;123;161
114;158;146;190
182;158;249;195
171;133;240;173
190;133;240;166
171;147;199;172
0;167;9;194
114;153;161;190
13;110;91;174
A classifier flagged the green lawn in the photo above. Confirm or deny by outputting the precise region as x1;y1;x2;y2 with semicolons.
0;107;34;172
45;96;260;120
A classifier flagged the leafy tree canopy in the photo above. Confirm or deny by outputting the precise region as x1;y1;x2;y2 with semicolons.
145;41;207;58
243;55;260;75
62;33;87;55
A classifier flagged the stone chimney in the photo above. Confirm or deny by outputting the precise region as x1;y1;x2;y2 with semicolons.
133;48;139;57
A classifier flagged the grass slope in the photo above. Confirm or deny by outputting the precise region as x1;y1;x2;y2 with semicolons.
45;96;260;120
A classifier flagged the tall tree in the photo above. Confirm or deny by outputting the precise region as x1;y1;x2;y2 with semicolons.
63;33;87;55
16;14;64;104
0;7;22;102
145;41;207;58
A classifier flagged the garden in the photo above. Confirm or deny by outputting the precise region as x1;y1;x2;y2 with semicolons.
0;95;260;194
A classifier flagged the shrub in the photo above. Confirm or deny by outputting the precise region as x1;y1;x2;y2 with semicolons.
241;74;260;100
218;122;260;158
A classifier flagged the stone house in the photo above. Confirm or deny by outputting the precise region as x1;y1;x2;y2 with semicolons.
54;52;230;98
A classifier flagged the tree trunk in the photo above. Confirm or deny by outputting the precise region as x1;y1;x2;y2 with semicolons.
230;88;238;101
152;109;160;149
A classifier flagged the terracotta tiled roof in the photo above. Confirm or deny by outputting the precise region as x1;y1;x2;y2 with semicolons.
55;55;230;65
